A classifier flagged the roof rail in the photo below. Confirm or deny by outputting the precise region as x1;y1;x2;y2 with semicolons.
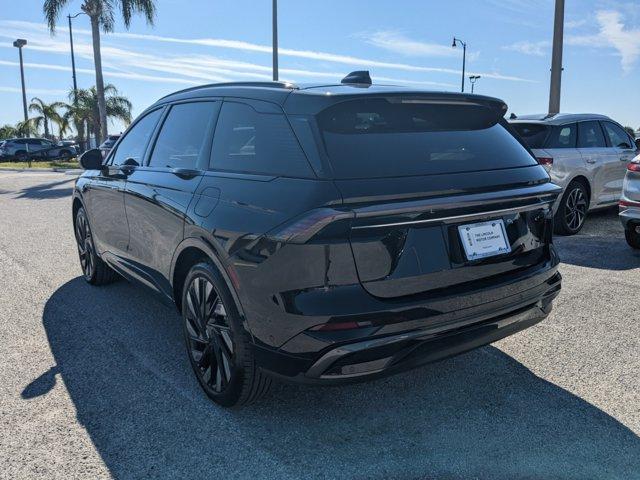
159;81;298;100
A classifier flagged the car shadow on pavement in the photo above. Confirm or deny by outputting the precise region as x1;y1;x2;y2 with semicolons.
554;208;640;270
31;277;640;479
11;178;74;200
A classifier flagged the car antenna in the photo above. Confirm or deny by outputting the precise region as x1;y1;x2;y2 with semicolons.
341;70;372;86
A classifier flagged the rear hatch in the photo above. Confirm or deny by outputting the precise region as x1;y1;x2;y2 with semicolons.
316;96;560;299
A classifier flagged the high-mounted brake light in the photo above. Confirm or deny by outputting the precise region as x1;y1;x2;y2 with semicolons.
627;162;640;172
536;156;553;166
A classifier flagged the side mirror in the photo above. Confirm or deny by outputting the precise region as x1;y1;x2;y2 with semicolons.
80;148;104;170
635;138;640;151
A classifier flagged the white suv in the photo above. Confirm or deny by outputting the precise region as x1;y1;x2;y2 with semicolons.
510;114;638;235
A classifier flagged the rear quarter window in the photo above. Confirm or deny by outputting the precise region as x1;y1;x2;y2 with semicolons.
511;123;550;149
317;98;537;179
210;101;313;177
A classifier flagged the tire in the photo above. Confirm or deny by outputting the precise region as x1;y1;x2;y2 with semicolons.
74;207;119;285
182;261;271;407
625;226;640;249
554;180;589;235
14;150;27;162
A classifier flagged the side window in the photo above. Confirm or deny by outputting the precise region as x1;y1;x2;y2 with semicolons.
148;102;216;169
210;102;313;177
111;108;162;166
602;122;632;149
577;121;606;148
547;124;576;149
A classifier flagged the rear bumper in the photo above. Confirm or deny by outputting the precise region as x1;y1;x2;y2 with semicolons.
619;205;640;229
255;269;561;385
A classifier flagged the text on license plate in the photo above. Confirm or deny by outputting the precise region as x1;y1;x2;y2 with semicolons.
457;219;511;260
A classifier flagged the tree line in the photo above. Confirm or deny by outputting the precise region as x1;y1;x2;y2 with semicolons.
0;84;131;148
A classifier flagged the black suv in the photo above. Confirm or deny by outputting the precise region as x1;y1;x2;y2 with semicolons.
73;73;562;407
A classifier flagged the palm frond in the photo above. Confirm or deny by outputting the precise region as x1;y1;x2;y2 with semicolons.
43;0;71;32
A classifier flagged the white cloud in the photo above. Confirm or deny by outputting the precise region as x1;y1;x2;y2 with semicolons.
595;10;640;72
503;40;550;57
361;31;458;58
0;20;532;83
0;86;67;96
566;19;588;29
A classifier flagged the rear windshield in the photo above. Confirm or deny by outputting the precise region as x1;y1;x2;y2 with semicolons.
316;98;537;179
511;123;550;149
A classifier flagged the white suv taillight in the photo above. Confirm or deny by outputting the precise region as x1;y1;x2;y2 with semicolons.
536;156;553;166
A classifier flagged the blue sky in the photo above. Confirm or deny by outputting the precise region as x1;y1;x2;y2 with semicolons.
1;0;639;133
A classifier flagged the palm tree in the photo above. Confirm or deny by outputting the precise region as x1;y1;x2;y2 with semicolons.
63;84;132;148
0;124;18;139
15;118;40;137
44;0;155;144
28;97;65;140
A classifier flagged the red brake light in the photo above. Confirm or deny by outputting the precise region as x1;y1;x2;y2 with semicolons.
536;156;553;166
619;200;640;207
627;162;640;172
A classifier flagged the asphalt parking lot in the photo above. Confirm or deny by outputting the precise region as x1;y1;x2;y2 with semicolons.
0;170;638;480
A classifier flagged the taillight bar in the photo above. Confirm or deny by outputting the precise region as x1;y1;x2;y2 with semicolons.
619;200;640;207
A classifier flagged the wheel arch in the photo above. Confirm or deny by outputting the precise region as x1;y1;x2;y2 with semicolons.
170;237;250;335
568;175;592;208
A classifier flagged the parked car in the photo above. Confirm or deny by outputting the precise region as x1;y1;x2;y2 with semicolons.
98;134;120;158
0;137;78;160
73;73;562;407
619;154;640;248
509;114;639;235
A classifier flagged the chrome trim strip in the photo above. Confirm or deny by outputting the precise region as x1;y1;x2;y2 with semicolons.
352;201;551;230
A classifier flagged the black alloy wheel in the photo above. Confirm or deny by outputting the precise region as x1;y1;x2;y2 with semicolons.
182;262;271;407
74;207;119;285
184;275;235;394
75;208;95;281
625;225;640;249
555;181;589;235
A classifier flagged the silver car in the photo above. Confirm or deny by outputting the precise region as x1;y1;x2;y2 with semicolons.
619;154;640;249
510;114;638;235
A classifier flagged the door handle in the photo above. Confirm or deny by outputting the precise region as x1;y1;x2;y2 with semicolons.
585;158;597;164
170;168;200;179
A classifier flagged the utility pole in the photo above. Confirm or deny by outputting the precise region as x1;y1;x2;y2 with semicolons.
548;0;565;114
13;39;28;122
68;14;79;99
272;0;278;81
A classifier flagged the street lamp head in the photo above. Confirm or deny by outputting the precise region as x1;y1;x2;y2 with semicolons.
452;37;457;48
13;39;27;48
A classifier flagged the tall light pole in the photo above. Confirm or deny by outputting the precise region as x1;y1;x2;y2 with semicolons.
469;75;481;93
452;37;467;93
68;13;85;101
13;39;28;122
548;0;565;114
272;0;278;81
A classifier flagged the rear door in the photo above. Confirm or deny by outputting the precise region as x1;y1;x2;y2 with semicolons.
601;121;637;201
315;97;557;299
577;121;614;204
123;100;218;297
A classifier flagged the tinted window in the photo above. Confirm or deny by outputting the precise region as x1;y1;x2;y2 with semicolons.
211;102;312;177
317;98;537;178
602;122;632;149
149;102;216;169
111;109;162;166
577;121;606;148
27;139;42;145
511;123;550;148
547;124;577;149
